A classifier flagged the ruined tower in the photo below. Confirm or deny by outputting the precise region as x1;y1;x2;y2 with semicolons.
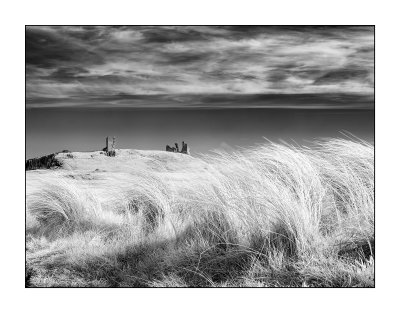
181;141;189;154
105;136;116;156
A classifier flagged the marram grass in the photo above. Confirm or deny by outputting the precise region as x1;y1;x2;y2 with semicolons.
26;138;374;287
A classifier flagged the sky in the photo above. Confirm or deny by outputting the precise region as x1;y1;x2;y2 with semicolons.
26;26;374;109
26;26;374;158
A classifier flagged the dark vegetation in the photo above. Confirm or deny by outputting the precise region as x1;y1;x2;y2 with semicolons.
25;153;62;171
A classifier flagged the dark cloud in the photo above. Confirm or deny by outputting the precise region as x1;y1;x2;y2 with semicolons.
26;27;104;69
218;25;373;41
314;68;371;85
49;67;90;80
26;93;373;109
160;51;215;64
141;27;213;43
26;26;374;108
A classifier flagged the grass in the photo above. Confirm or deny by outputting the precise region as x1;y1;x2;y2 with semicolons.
25;138;374;287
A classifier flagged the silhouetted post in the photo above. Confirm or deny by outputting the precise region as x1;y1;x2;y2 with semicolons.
175;143;179;152
181;141;189;154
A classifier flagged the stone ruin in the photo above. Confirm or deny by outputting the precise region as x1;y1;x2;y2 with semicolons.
166;141;190;155
103;136;116;157
100;136;189;156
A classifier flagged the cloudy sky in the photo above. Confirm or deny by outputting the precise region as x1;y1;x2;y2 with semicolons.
26;26;374;109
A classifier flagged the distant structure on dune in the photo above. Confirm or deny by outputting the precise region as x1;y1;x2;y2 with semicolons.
102;136;190;156
103;136;116;157
166;141;190;155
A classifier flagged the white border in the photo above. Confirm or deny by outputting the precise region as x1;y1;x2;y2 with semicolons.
1;0;399;312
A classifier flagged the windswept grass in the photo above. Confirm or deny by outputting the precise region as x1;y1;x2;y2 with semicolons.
26;138;374;287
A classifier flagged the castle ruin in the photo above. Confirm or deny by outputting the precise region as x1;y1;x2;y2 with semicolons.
166;141;189;154
101;136;189;156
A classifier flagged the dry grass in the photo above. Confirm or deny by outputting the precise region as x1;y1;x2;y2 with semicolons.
26;138;374;287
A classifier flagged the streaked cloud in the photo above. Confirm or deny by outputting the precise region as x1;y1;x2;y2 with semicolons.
26;26;374;108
